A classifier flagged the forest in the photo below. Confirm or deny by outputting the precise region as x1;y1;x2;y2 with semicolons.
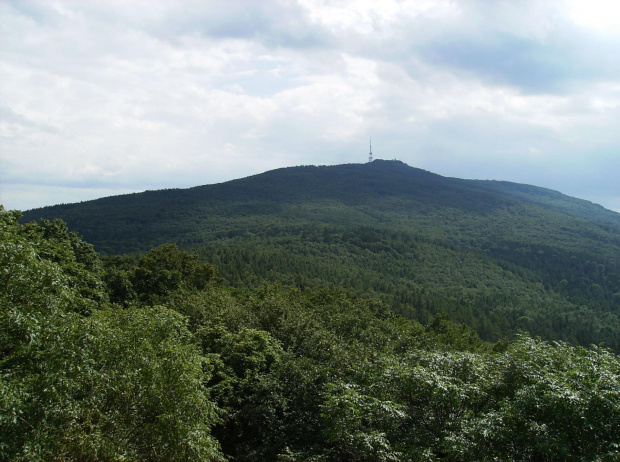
3;206;620;461
22;161;620;352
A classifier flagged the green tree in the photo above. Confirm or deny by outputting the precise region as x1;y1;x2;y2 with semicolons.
131;243;218;304
1;209;222;461
320;382;406;461
199;326;284;460
446;335;620;461
18;216;108;311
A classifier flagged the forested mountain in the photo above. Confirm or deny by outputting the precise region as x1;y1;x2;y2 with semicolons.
21;160;620;350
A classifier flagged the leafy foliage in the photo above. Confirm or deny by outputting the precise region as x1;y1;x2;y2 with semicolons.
0;208;221;461
3;206;620;460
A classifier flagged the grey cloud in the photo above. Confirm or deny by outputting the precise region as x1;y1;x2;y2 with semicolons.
0;105;59;135
1;0;53;27
0;106;35;126
419;34;568;93
338;1;620;95
417;26;620;94
157;1;330;49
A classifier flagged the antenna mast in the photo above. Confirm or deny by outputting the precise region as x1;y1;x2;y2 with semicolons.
368;137;373;163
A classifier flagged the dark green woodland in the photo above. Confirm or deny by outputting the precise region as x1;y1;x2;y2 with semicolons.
22;160;620;351
4;160;620;460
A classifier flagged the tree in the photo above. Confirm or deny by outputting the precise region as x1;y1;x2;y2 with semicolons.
446;335;620;461
320;382;406;461
1;209;223;461
131;243;218;304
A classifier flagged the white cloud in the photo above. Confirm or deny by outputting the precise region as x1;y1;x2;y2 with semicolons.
1;0;619;213
565;0;620;31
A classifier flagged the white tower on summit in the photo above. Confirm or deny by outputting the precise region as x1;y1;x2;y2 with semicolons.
368;137;373;163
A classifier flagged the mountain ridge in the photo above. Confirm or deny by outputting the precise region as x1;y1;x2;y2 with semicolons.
23;159;620;223
20;160;620;255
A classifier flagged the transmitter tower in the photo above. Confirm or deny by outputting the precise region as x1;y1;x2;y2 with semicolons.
368;137;373;163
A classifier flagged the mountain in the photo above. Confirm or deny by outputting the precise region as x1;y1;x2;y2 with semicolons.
21;160;620;251
20;160;620;350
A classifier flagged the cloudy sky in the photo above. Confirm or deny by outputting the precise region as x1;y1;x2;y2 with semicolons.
2;0;620;213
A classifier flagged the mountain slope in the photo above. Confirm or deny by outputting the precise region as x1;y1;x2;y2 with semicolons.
21;160;620;252
20;160;620;350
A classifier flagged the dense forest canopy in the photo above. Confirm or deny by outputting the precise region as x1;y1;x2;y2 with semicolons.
2;205;620;460
21;161;620;351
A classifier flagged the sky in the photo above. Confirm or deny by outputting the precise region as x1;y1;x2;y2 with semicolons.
1;0;620;213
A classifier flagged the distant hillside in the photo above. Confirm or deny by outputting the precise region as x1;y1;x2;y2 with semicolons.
20;160;620;350
21;160;620;252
